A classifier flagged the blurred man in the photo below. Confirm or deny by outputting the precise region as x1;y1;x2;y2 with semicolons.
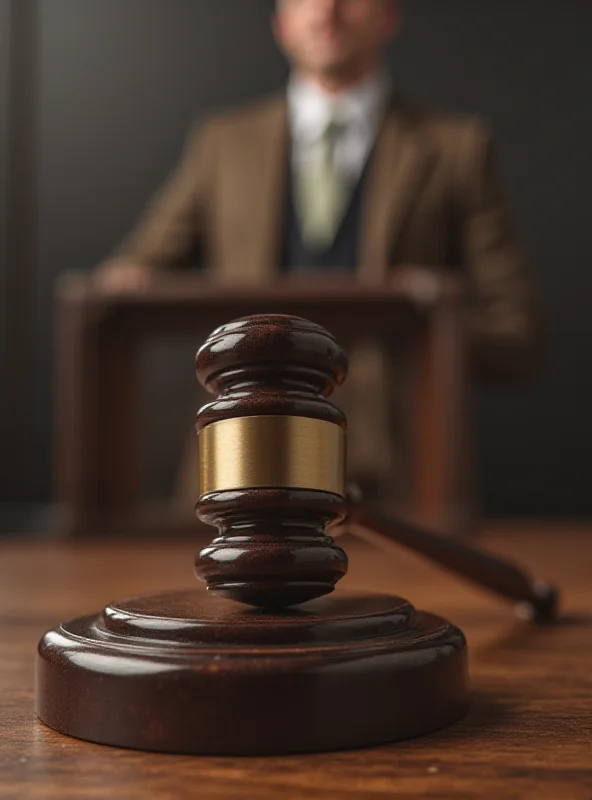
98;0;543;501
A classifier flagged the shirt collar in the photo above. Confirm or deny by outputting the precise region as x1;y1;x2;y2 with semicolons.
288;71;391;144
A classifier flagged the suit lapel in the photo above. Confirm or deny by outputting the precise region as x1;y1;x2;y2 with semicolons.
358;98;436;284
239;96;289;282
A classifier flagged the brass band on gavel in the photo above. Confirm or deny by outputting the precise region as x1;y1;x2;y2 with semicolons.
198;415;346;498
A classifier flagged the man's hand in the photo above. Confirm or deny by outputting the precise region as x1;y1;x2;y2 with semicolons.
94;260;154;292
390;265;456;309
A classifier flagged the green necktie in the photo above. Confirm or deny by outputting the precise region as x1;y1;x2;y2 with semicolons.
295;120;350;251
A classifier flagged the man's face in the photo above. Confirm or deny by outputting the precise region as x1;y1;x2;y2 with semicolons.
274;0;399;81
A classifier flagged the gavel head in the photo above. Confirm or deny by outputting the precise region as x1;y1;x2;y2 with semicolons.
195;315;349;609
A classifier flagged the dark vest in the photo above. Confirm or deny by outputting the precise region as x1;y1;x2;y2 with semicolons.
280;159;371;273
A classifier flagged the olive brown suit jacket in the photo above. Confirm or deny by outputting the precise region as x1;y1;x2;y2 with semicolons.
104;92;544;493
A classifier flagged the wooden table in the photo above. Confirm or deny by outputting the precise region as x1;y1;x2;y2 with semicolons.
2;525;591;799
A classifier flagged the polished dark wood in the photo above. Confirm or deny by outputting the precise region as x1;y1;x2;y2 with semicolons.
341;489;558;622
39;299;472;750
36;589;467;755
193;316;531;612
197;487;348;608
37;312;544;754
3;526;591;797
40;301;473;752
53;270;472;537
195;315;349;607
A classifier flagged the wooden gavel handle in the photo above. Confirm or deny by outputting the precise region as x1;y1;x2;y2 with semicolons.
336;495;559;623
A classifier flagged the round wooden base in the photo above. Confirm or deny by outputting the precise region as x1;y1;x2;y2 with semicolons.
36;590;469;755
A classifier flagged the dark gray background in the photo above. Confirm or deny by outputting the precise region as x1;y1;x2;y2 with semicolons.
0;0;9;500
2;0;591;518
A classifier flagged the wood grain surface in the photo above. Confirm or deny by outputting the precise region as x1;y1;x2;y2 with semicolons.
1;524;591;799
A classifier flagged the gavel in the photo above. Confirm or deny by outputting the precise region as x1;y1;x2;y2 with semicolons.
36;312;559;756
194;314;558;622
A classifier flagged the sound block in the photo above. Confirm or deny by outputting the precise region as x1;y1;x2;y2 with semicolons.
36;590;469;755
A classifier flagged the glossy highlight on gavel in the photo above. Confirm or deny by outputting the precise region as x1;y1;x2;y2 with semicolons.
194;314;349;608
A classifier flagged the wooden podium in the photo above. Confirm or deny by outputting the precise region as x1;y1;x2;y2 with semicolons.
53;271;473;537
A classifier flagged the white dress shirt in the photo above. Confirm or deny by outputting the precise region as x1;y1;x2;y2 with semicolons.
287;71;391;184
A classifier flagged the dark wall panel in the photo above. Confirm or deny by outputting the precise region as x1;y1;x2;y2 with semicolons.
0;0;8;285
35;0;286;498
0;0;10;496
393;1;592;515
28;0;592;515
